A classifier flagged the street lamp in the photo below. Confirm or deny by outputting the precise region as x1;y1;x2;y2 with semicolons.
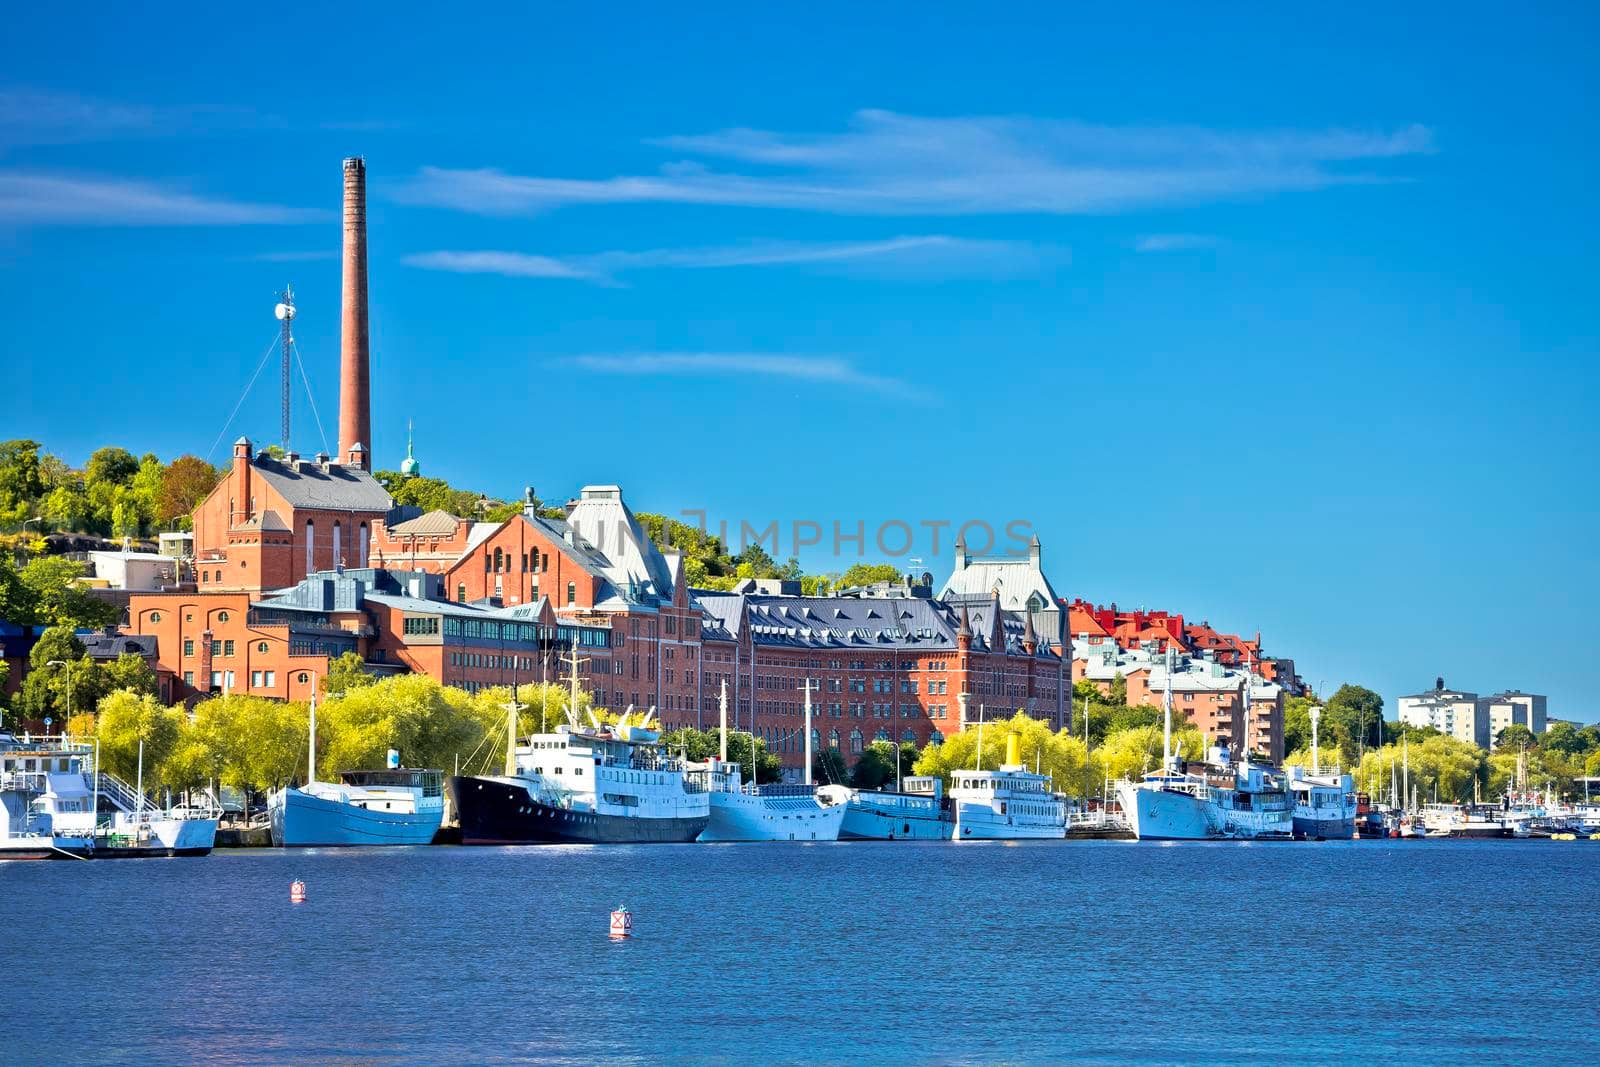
45;659;72;734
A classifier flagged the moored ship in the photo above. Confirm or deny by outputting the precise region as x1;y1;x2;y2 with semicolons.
451;707;709;845
820;778;953;840
1286;707;1356;839
691;757;845;842
949;732;1066;840
270;765;445;847
1115;649;1228;841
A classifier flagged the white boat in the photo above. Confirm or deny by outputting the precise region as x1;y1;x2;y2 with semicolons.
1421;802;1514;838
1286;707;1356;839
820;779;953;840
1;732;216;859
950;731;1065;840
267;689;444;847
1115;649;1229;841
691;757;845;842
689;676;844;842
1208;752;1294;840
451;697;709;845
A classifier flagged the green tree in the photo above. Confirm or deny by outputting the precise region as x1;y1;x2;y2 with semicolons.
101;652;157;697
19;555;117;628
851;739;919;788
0;439;46;527
914;712;1094;796
1495;723;1537;752
164;693;309;792
322;650;377;696
41;485;91;532
95;689;182;784
837;563;902;589
814;746;849;785
318;674;484;777
84;446;139;489
658;726;783;784
1324;684;1384;753
17;626;98;723
1091;722;1207;784
1108;671;1127;706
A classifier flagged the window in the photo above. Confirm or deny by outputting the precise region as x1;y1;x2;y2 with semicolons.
150;612;161;623
457;583;467;604
332;522;343;568
223;640;235;657
211;640;222;656
201;571;208;584
218;611;230;623
359;522;369;568
264;671;275;687
211;671;223;688
849;729;864;754
183;671;194;686
403;616;440;636
567;581;576;606
305;520;315;573
251;671;263;687
183;639;194;657
297;672;309;684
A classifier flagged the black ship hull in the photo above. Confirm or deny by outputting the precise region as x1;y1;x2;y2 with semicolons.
449;776;708;845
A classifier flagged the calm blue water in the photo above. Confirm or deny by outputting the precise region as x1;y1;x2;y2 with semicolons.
5;839;1598;1065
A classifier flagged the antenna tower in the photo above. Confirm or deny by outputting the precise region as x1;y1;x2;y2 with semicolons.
274;286;297;449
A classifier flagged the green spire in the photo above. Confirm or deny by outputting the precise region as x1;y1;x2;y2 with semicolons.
399;418;420;477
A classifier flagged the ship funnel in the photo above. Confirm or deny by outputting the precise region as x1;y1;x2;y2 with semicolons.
1005;731;1021;768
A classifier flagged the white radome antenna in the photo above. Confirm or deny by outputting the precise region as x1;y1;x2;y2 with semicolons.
274;302;296;321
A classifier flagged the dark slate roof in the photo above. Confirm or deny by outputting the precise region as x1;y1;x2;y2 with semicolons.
251;455;393;512
689;592;1060;662
81;633;157;660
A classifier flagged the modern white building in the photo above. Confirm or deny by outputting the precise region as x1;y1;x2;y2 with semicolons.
1397;679;1550;748
1483;691;1548;738
85;549;178;592
1397;678;1489;748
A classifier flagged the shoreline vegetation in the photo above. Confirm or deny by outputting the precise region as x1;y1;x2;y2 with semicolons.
4;437;1598;803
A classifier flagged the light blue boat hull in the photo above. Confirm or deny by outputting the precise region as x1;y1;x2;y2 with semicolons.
268;788;441;847
1292;813;1356;840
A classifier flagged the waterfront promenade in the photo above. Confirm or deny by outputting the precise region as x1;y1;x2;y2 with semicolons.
9;839;1598;1065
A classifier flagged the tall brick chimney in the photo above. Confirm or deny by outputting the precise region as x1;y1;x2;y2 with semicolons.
338;157;371;470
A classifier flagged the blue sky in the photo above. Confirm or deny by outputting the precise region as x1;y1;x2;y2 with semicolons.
4;5;1596;721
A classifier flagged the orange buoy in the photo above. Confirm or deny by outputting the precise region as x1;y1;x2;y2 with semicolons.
290;879;307;903
609;905;631;938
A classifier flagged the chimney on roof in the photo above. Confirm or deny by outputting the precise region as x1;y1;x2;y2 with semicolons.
344;442;366;469
316;451;331;472
1028;532;1041;564
523;486;538;520
232;437;252;525
953;533;968;570
338;157;372;471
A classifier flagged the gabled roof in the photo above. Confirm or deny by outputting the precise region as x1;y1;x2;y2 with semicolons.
387;509;464;537
251;455;392;513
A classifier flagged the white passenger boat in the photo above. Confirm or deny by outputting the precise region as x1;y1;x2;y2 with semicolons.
950;731;1065;840
451;705;709;845
821;778;953;840
1;732;216;859
1208;752;1293;840
691;757;845;842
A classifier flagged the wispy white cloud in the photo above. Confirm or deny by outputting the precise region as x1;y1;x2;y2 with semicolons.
404;235;1051;285
397;109;1433;218
566;353;930;401
0;88;162;147
0;172;324;226
402;249;604;281
1135;233;1221;252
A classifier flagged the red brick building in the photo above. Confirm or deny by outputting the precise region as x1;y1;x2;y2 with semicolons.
694;589;1067;776
191;438;393;595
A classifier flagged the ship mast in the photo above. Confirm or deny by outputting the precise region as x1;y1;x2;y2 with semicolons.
1162;646;1174;771
560;646;589;728
799;678;820;787
502;664;526;777
719;679;729;763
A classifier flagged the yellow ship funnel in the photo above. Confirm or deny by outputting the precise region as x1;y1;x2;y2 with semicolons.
1005;731;1021;768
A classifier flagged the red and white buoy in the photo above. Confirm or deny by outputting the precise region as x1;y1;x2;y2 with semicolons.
290;879;307;903
609;905;631;939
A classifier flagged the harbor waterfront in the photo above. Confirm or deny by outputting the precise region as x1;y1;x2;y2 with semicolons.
5;839;1598;1065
